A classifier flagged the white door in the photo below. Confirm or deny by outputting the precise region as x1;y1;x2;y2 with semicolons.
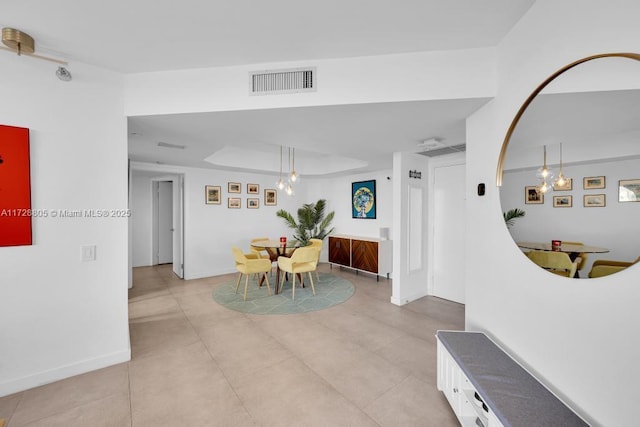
432;163;466;303
158;181;173;264
172;177;184;278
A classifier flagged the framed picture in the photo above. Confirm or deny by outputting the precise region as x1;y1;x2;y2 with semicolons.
525;186;543;204
584;194;606;207
228;197;241;209
228;182;241;193
352;180;376;219
247;198;259;209
205;185;221;205
247;183;259;194
0;124;32;247
264;189;277;206
619;179;640;202
553;177;573;191
553;195;572;207
583;176;605;189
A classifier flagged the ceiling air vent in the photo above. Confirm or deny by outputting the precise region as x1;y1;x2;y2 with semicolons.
250;67;316;95
418;144;466;157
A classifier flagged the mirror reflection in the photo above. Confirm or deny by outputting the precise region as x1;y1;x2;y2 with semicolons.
499;55;640;278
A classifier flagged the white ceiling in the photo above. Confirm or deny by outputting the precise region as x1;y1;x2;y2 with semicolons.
2;0;536;175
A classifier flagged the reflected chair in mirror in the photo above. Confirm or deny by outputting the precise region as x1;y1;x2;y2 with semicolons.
563;241;588;273
526;250;578;278
231;246;273;301
308;238;323;280
588;256;640;278
277;246;319;300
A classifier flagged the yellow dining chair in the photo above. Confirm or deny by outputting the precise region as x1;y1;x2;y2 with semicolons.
588;256;640;278
277;246;319;300
308;238;323;280
231;246;273;301
526;250;578;278
563;241;587;272
250;237;271;259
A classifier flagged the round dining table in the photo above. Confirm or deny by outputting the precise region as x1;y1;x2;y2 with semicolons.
516;241;609;256
250;239;307;294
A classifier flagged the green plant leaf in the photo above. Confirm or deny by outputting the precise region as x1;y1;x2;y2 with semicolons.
276;199;335;245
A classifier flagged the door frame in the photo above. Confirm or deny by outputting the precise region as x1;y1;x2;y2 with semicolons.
129;166;185;281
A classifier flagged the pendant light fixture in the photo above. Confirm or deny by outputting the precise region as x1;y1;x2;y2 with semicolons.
536;145;554;193
276;146;285;190
553;143;568;188
289;147;298;182
285;147;295;195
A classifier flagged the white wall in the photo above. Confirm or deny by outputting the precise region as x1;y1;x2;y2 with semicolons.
306;170;394;264
466;1;640;425
501;157;640;273
391;152;430;305
0;57;130;395
125;48;497;116
131;173;153;267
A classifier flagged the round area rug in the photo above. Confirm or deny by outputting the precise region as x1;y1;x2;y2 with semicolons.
212;272;355;315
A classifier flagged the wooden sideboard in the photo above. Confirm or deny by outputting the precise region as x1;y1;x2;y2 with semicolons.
328;235;392;280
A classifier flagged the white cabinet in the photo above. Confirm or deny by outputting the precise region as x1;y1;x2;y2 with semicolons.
437;340;502;427
436;331;588;427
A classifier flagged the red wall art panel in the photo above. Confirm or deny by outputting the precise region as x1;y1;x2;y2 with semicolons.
0;124;32;246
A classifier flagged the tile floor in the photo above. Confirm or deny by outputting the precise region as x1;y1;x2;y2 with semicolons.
1;263;464;426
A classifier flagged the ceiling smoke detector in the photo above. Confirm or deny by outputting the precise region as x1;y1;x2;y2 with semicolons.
417;138;445;151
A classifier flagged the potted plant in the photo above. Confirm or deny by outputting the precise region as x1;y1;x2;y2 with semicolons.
503;208;525;229
276;199;335;245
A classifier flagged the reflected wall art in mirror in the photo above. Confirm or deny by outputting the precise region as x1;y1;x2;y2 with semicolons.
497;53;640;279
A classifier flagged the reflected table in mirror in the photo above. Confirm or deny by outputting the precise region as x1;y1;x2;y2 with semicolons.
516;241;609;256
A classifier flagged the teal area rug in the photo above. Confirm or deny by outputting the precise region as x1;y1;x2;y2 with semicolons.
213;272;355;315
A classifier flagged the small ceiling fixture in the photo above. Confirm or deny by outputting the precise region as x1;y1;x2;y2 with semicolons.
1;27;72;81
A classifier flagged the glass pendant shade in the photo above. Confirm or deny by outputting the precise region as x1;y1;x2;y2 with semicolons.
536;145;553;192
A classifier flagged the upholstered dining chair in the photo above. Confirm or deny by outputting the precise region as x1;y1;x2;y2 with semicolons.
277;246;319;301
588;256;640;278
563;241;587;272
526;250;578;278
231;246;273;301
308;238;323;280
250;237;271;259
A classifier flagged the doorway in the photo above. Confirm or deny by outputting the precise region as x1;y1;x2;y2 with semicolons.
150;176;184;278
155;181;173;264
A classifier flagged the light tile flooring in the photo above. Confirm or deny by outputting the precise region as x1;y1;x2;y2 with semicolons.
1;263;464;426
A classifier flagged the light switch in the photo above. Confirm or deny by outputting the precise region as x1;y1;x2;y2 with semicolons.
82;245;96;262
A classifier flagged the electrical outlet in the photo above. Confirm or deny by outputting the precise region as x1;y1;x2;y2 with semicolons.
82;245;96;262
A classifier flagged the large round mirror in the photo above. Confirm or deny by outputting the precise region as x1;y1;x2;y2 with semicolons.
498;53;640;279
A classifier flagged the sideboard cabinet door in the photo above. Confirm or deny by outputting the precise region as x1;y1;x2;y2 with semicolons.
351;239;378;273
328;237;350;266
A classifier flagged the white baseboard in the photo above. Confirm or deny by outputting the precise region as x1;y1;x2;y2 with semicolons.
0;348;131;397
390;290;428;306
